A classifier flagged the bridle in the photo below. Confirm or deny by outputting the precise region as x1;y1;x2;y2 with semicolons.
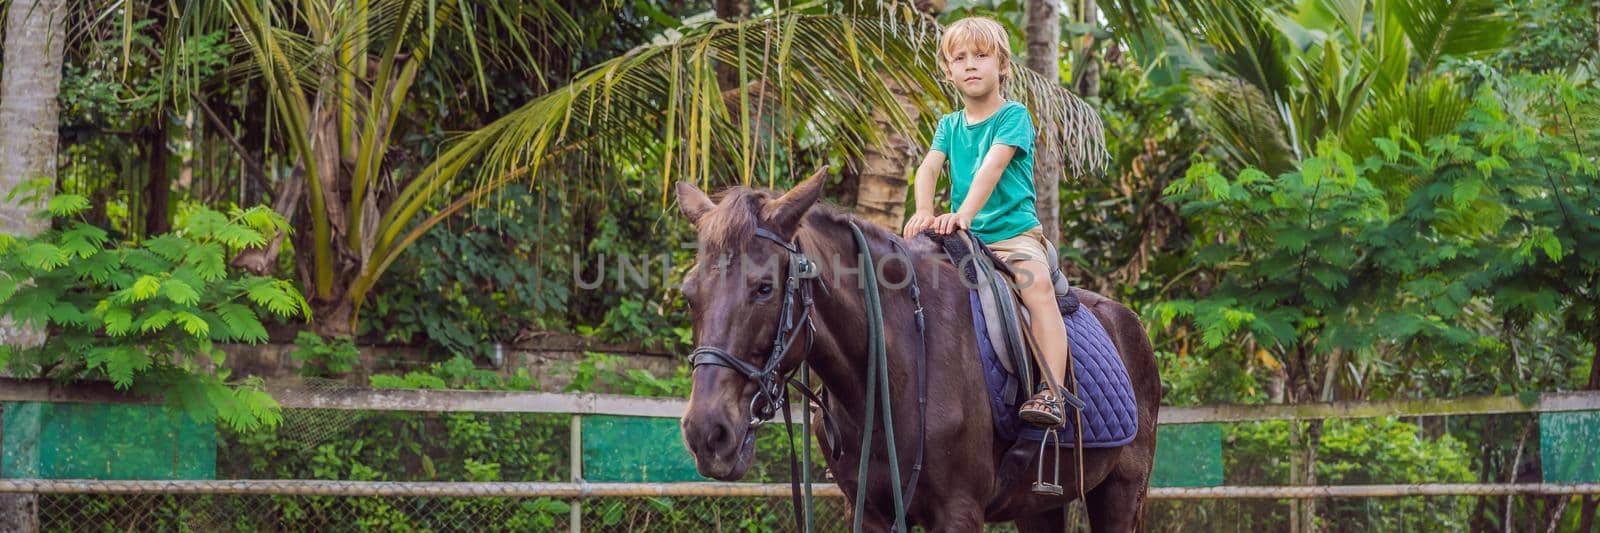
687;226;819;426
684;221;929;533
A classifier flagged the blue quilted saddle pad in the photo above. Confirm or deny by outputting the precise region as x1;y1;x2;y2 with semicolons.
968;290;1139;448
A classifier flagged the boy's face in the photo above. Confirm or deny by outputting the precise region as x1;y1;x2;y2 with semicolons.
942;44;1006;99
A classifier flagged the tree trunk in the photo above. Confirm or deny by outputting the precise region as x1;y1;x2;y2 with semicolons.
305;98;362;338
1285;341;1320;533
854;81;921;232
715;0;752;90
143;115;172;237
1025;0;1063;246
0;0;67;530
853;5;939;232
1072;0;1101;99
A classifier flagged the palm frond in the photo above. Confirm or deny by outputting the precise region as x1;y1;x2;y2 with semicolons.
384;11;1105;233
1193;76;1298;175
1388;0;1512;76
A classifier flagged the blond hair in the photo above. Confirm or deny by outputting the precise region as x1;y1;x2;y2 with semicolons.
938;17;1013;86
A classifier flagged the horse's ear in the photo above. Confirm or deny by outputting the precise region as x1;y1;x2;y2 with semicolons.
762;167;828;234
675;181;714;226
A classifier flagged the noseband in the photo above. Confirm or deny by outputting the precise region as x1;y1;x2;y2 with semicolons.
688;226;818;426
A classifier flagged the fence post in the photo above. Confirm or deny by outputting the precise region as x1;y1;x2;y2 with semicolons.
570;415;582;533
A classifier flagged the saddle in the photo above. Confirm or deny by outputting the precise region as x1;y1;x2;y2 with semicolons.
927;229;1138;444
925;229;1140;501
926;229;1079;406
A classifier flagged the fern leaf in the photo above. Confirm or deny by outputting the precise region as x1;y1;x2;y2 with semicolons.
132;275;162;301
215;303;269;343
139;309;176;333
237;206;289;235
48;302;91;327
0;274;17;305
102;307;134;336
145;234;189;262
62;223;108;247
22;243;70;271
88;346;150;389
174;311;210;337
185;242;228;282
183;210;230;241
160;279;201;306
45;194;90;217
246;279;302;317
123;249;175;275
217;225;266;250
60;224;108;258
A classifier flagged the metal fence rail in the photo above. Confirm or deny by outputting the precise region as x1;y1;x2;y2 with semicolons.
5;377;1600;422
6;479;1600;499
4;379;1600;530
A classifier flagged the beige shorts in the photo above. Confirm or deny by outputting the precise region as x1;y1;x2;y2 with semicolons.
986;226;1056;269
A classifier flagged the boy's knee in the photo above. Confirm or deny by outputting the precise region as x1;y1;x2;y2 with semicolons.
1012;262;1054;297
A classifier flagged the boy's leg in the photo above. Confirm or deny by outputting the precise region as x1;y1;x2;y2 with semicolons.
1011;258;1070;426
987;228;1071;427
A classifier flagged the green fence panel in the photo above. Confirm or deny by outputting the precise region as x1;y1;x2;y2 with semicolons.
1151;422;1223;487
1541;410;1600;483
1;402;216;480
580;415;704;482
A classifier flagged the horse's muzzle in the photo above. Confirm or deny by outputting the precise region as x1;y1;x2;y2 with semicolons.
682;416;757;480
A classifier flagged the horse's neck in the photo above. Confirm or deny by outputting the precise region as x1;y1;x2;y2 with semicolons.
795;217;973;419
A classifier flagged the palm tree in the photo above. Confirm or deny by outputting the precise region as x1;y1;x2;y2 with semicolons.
1095;2;1513;529
182;1;1108;335
1102;0;1511;180
1;0;68;527
1025;0;1063;245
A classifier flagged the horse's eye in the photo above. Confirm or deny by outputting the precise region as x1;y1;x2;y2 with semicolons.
753;282;774;300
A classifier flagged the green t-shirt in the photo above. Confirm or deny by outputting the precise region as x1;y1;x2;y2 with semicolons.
929;100;1039;244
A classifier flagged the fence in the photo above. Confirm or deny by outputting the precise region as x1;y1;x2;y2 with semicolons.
3;378;1600;531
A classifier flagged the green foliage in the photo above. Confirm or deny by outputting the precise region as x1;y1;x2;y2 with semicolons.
1221;418;1476;529
1489;0;1599;72
365;187;568;360
289;332;361;378
369;355;536;391
561;352;690;397
1157;73;1600;398
367;180;695;356
0;191;302;431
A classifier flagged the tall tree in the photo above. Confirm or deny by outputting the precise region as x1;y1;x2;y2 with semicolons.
852;0;943;232
0;0;68;528
1071;0;1101;99
1025;0;1063;245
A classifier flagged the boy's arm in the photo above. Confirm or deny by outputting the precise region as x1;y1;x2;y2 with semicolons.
902;150;946;238
913;150;946;214
953;144;1017;220
936;144;1016;234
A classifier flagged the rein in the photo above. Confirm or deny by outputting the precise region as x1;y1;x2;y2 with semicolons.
687;222;929;533
847;221;928;533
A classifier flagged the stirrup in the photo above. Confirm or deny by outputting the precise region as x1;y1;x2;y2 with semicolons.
1031;425;1063;496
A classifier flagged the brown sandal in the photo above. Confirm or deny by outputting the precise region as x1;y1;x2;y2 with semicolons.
1018;386;1065;427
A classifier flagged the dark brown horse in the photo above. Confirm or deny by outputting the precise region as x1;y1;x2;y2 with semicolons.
677;171;1160;531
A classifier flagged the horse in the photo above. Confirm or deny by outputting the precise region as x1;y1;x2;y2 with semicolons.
676;169;1160;532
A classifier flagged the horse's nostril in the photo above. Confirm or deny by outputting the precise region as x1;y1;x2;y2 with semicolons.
708;422;731;451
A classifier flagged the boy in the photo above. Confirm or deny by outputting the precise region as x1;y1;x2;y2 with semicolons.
901;16;1070;428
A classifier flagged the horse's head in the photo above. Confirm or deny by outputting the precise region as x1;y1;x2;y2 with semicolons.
675;168;827;480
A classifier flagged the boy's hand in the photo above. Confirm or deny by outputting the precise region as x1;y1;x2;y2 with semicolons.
903;211;936;239
933;211;974;235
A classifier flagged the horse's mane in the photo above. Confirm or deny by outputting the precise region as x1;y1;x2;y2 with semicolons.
696;184;931;259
